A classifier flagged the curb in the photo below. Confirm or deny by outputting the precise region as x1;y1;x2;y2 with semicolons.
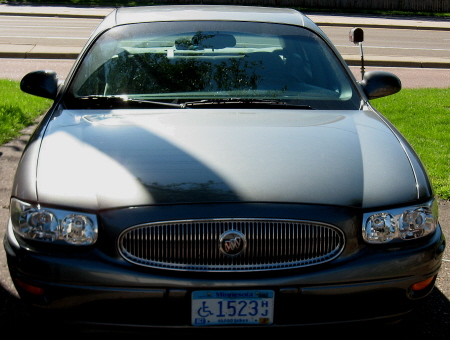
344;56;450;69
317;22;450;31
3;52;450;70
0;10;107;19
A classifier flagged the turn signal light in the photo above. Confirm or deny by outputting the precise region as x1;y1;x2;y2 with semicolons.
411;276;435;291
15;278;45;296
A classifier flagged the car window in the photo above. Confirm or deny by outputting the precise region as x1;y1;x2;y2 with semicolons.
66;21;361;110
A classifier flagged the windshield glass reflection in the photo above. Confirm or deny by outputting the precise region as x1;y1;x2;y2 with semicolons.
66;21;360;110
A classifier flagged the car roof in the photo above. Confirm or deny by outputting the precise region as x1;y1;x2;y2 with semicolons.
113;5;306;26
89;5;324;42
90;5;327;37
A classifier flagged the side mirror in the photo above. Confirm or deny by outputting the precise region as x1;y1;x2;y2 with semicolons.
360;71;401;100
20;70;59;100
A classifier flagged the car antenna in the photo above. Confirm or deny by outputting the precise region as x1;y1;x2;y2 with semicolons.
350;27;364;79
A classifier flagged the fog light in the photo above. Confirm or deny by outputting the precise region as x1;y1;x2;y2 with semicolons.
411;276;435;291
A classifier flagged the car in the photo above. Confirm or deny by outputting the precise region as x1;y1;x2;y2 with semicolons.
4;5;446;329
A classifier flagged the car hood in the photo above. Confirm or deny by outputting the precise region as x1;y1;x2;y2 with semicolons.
35;108;419;210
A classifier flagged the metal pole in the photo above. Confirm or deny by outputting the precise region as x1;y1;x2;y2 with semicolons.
359;42;365;79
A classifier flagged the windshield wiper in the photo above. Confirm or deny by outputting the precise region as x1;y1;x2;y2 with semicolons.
70;96;313;110
73;95;183;109
181;98;313;109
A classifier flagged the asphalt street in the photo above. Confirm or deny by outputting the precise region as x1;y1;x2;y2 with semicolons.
2;3;450;67
0;4;449;337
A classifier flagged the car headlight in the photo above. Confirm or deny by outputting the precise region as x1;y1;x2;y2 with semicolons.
10;198;98;245
363;200;438;244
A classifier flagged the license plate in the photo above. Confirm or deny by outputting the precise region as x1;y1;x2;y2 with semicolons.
192;290;274;326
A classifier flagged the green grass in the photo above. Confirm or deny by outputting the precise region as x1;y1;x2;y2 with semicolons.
0;79;51;145
372;88;450;200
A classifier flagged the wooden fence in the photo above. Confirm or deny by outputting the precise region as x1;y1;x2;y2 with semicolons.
140;0;450;12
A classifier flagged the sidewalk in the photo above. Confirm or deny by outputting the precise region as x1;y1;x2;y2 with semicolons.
1;4;450;67
0;3;113;18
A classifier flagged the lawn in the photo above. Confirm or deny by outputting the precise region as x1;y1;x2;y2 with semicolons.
0;79;51;145
0;79;449;199
372;88;450;200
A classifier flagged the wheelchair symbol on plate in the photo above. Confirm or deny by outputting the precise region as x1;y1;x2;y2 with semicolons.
197;301;214;317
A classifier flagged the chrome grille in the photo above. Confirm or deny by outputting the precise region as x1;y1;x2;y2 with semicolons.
118;219;345;271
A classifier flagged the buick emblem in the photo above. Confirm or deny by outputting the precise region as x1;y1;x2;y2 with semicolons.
219;230;247;257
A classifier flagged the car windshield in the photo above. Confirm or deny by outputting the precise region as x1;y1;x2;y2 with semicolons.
65;21;361;110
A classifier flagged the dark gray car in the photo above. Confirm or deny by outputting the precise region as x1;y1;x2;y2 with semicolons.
4;5;445;328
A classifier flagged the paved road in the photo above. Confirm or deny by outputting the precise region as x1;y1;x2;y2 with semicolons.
322;25;450;61
0;15;99;47
2;4;450;67
2;14;450;64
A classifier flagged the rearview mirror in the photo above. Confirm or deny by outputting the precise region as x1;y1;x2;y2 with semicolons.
20;70;59;100
360;71;401;100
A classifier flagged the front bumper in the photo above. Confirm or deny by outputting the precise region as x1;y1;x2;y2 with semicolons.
4;271;440;327
4;218;445;327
